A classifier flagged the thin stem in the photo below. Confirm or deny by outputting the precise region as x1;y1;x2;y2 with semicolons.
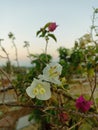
0;39;10;63
24;41;32;62
27;47;32;62
91;9;95;41
45;41;48;55
12;39;20;67
68;119;84;130
0;68;18;98
45;39;48;55
45;37;49;62
1;76;6;104
91;8;97;45
89;69;97;101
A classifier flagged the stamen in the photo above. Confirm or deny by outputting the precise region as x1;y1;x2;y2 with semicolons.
39;88;46;95
32;88;39;95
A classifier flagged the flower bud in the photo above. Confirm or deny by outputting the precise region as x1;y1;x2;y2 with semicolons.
48;22;58;32
59;112;69;123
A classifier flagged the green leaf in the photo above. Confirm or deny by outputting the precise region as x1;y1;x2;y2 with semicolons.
79;123;92;130
29;54;39;58
28;112;34;121
95;8;98;13
48;33;57;42
95;98;98;104
0;111;3;117
43;22;51;29
96;46;98;53
39;30;47;37
96;34;98;36
36;29;42;36
91;25;95;29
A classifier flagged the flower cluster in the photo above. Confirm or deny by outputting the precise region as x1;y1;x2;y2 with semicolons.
26;62;62;100
76;96;92;113
36;22;58;43
25;20;97;129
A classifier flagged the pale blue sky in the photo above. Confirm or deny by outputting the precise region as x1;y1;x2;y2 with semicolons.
0;0;98;66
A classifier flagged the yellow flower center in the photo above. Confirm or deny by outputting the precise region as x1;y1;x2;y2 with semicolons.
49;66;59;77
33;84;46;95
37;84;43;88
32;88;39;95
39;88;46;94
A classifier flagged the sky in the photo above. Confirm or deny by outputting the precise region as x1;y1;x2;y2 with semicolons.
0;0;98;66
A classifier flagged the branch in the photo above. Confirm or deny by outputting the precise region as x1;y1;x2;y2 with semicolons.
69;110;98;119
68;119;84;130
0;102;98;121
0;68;18;97
0;86;13;92
89;70;97;100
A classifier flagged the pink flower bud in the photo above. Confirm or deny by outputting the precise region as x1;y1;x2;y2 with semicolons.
48;22;58;32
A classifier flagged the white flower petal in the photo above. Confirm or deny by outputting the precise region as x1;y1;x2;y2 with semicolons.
26;78;51;100
37;85;51;100
45;62;62;75
38;62;62;85
38;74;61;85
26;86;35;98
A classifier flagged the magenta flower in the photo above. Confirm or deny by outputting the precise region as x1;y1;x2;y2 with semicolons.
48;22;58;32
76;96;92;113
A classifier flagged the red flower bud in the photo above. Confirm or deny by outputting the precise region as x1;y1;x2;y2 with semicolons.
59;112;69;123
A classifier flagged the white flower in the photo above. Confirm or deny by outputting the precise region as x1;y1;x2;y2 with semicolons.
38;62;62;85
26;78;51;100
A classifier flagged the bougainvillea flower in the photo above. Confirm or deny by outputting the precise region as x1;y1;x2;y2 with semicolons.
48;22;58;32
26;78;51;100
38;62;62;85
76;96;92;113
59;112;69;123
